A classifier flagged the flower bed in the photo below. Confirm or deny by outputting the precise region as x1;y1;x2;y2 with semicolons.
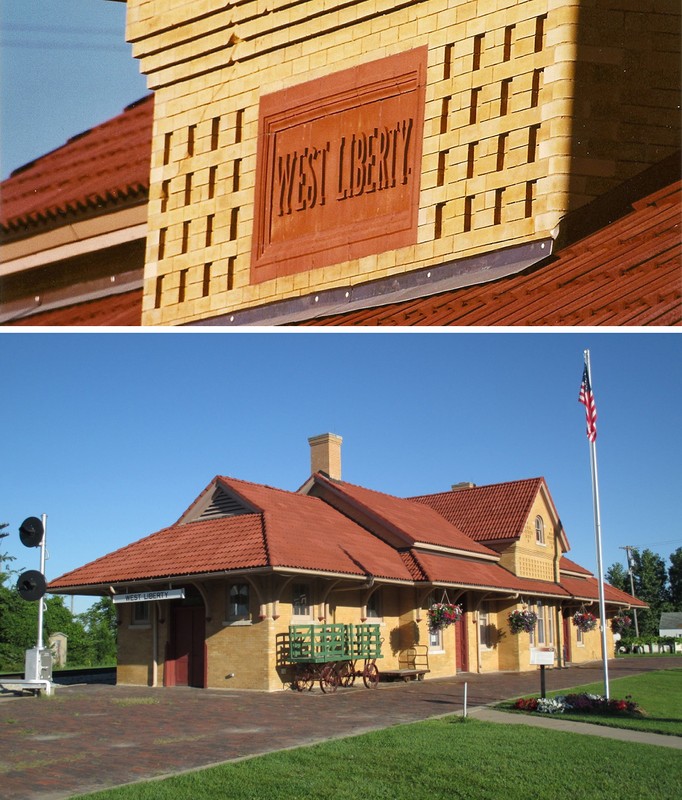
513;692;642;717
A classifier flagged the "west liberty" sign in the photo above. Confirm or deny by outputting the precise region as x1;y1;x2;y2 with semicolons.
112;589;185;604
252;48;427;284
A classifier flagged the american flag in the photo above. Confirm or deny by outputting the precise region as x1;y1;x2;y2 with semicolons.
579;365;597;442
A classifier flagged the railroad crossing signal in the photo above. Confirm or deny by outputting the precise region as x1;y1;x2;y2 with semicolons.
19;516;44;548
16;516;47;601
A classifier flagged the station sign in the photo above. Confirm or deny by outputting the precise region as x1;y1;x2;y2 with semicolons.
112;589;185;604
530;648;556;666
251;47;427;283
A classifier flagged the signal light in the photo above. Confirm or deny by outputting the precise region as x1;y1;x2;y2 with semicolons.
19;516;44;548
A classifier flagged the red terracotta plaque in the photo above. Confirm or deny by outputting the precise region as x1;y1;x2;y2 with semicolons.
251;48;427;284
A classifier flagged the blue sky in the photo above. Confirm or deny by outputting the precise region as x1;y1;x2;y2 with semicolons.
1;331;680;613
1;0;147;179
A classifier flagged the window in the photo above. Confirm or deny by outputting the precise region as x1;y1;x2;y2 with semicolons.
228;583;250;621
366;593;382;620
132;603;149;625
530;599;554;647
292;583;311;618
427;594;443;650
429;626;443;651
479;602;493;649
536;600;546;644
576;622;585;646
535;515;545;545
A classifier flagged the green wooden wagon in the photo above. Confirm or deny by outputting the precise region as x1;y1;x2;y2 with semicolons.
288;623;383;692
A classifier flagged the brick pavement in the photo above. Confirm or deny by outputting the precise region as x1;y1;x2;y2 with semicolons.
0;657;679;800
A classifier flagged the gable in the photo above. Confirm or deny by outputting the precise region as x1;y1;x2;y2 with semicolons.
191;485;255;521
176;478;261;525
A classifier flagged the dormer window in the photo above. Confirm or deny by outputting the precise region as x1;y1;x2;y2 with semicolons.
535;515;545;545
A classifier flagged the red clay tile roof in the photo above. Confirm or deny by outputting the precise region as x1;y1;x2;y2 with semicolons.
560;573;647;608
560;556;593;576
49;513;268;589
410;551;568;597
5;288;143;326
299;159;681;327
312;475;499;557
217;476;415;580
47;473;641;609
410;478;547;543
1;96;153;235
49;476;417;590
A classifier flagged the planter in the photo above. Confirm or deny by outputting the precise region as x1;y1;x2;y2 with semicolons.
611;614;632;635
573;611;598;633
508;609;537;635
427;602;462;632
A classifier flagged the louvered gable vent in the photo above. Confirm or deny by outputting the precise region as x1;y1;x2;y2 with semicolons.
198;487;252;519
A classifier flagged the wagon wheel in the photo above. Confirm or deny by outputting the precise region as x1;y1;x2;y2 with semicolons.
362;660;380;689
319;663;339;693
337;660;356;687
293;664;315;692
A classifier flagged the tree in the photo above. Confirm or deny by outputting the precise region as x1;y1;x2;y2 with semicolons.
669;547;682;610
0;522;14;579
76;597;117;665
0;576;37;670
628;548;671;637
606;562;629;594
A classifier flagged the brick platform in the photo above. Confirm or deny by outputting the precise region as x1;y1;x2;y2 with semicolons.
1;657;679;800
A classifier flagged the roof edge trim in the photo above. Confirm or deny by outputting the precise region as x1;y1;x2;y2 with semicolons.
190;238;554;327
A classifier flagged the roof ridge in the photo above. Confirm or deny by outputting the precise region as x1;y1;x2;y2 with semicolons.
330;475;426;504
409;476;544;501
218;474;311;498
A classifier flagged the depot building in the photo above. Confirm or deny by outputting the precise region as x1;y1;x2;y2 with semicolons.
48;434;644;691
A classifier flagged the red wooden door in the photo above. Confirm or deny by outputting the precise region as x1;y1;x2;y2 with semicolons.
171;605;205;687
456;612;469;672
562;613;572;665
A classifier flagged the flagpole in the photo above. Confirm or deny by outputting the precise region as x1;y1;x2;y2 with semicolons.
583;349;610;700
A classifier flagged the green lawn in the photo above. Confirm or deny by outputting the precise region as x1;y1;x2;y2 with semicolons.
78;714;681;800
500;669;682;737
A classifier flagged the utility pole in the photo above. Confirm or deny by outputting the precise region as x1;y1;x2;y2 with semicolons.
620;545;640;636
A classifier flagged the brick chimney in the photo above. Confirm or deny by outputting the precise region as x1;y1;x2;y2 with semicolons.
308;433;343;480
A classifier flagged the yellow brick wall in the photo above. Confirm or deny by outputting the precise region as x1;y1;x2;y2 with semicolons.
127;0;679;325
116;608;155;686
112;578;619;689
497;491;561;582
566;612;615;666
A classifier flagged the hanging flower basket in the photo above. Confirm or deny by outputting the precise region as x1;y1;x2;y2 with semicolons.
427;602;463;632
508;609;537;634
611;614;632;634
573;611;598;632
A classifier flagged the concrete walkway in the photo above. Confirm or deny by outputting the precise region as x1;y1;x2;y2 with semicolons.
0;657;680;800
470;706;682;749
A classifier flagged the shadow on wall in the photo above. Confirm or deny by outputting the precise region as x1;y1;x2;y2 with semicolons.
565;2;680;224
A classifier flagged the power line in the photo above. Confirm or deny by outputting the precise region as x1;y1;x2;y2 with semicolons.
0;41;130;52
1;24;121;36
621;539;682;550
